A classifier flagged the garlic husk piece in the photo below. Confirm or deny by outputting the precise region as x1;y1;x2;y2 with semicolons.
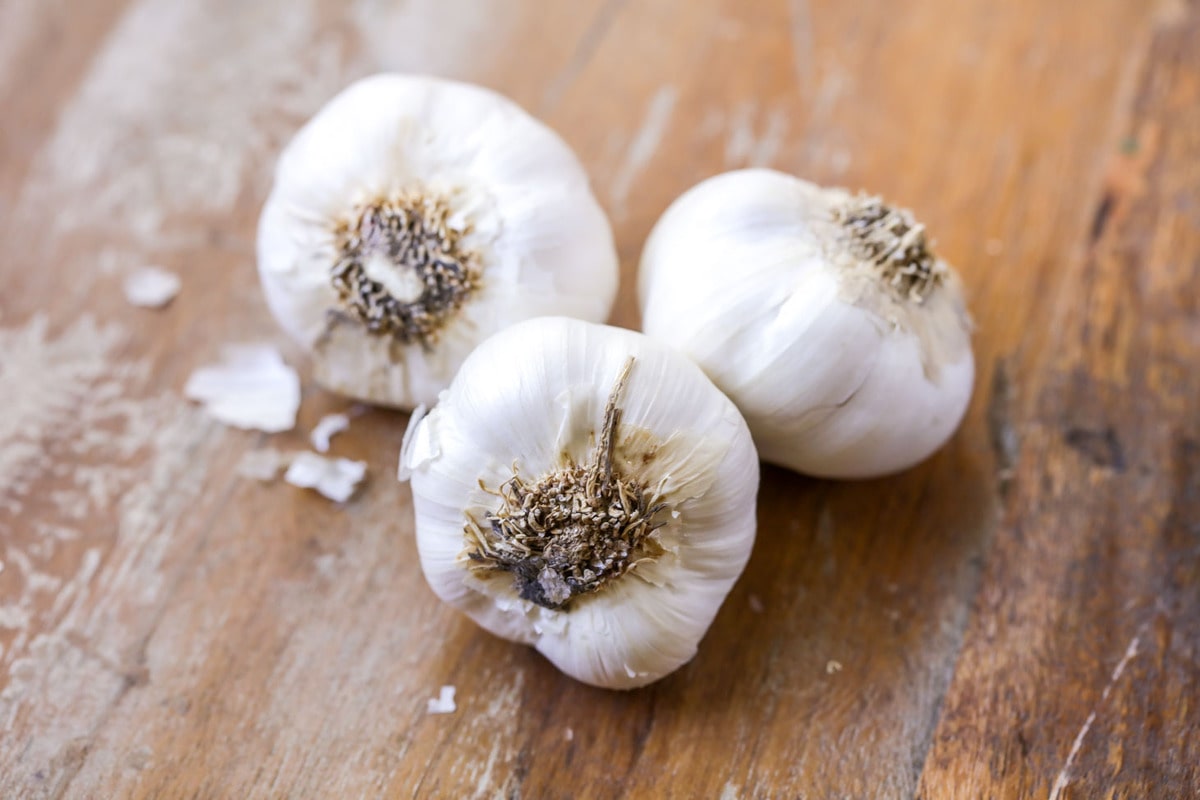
638;169;974;479
257;74;618;410
402;317;759;689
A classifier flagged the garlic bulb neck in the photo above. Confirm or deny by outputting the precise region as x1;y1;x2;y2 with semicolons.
330;190;480;348
833;195;946;303
464;358;668;610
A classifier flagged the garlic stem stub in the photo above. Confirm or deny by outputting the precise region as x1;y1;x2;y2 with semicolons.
257;74;618;410
401;317;759;689
638;169;975;479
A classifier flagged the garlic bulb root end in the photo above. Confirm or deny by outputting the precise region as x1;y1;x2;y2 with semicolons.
463;356;670;610
831;194;947;304
330;189;480;349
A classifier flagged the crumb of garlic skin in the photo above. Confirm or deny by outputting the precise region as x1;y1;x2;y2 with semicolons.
310;412;351;453
123;266;181;308
283;452;367;502
184;344;300;433
240;448;368;504
826;660;843;675
426;685;456;715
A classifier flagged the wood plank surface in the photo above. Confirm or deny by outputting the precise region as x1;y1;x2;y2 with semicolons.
0;0;1196;797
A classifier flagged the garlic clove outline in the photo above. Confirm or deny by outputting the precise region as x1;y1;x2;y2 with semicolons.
257;74;618;411
638;169;975;479
401;316;760;689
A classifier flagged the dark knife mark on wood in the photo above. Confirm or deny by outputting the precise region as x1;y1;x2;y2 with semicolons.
1089;192;1115;244
1064;426;1126;471
987;358;1019;496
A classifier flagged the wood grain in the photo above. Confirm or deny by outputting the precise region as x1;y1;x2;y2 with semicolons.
0;0;1196;797
919;5;1200;797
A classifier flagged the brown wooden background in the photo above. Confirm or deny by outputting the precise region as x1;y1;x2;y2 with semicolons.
1;0;1198;797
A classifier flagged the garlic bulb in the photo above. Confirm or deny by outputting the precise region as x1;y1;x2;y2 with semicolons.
401;317;759;689
257;74;618;409
639;169;974;479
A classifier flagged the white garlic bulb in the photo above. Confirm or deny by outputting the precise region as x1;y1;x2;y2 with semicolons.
257;74;618;410
639;169;974;479
401;317;759;689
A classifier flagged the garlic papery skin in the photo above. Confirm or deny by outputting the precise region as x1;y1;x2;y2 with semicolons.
257;74;618;410
638;169;975;479
401;317;759;689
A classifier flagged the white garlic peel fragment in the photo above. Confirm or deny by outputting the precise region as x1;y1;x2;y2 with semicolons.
184;344;301;433
123;266;181;308
639;169;975;479
257;74;619;411
284;452;367;502
402;317;760;689
426;685;457;715
310;412;350;453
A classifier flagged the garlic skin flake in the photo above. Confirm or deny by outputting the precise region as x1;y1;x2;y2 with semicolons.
426;685;457;715
402;317;759;689
284;452;367;503
310;412;350;453
257;74;618;411
123;266;181;308
639;169;975;479
184;344;301;433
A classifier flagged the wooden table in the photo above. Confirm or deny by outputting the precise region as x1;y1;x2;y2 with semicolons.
2;0;1197;797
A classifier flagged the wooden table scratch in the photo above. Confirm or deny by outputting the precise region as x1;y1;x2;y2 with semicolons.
1;0;1197;797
